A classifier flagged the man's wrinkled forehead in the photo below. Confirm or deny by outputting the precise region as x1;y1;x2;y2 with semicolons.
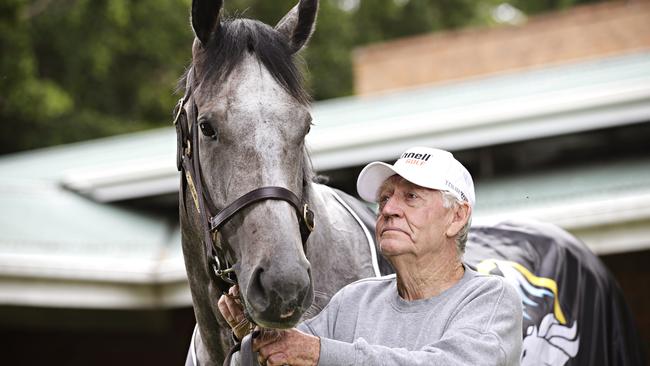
377;174;428;199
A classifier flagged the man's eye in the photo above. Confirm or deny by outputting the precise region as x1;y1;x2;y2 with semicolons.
378;195;390;206
407;192;418;200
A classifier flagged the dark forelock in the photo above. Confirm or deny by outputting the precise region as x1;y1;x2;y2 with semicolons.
181;18;311;105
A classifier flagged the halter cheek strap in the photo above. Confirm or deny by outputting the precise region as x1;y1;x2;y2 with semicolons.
210;186;314;243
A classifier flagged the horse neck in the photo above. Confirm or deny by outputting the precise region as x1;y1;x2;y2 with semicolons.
302;182;381;306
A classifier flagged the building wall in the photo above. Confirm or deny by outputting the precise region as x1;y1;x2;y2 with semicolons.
353;0;650;95
600;250;650;357
0;306;196;366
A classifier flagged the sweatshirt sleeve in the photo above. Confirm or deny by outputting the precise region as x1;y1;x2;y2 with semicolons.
316;277;523;366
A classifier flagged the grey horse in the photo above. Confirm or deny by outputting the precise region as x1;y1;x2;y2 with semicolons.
176;1;388;364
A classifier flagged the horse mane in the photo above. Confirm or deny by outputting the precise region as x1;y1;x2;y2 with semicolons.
177;17;311;106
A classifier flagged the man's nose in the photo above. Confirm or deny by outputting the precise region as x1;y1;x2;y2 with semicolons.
380;196;402;217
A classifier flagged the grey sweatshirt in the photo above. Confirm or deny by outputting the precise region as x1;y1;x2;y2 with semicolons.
298;266;522;365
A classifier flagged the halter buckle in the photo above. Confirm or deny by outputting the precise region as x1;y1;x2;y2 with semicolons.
303;204;315;232
173;97;185;125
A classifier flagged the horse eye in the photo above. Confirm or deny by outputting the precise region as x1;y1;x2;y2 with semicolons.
199;121;217;140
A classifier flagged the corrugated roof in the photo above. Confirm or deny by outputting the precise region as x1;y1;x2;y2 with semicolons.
310;51;650;169
475;159;650;236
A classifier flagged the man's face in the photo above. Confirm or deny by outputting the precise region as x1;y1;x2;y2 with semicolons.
375;175;454;260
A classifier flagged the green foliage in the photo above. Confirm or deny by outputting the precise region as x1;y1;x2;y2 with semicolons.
1;0;192;154
224;0;356;99
0;0;604;154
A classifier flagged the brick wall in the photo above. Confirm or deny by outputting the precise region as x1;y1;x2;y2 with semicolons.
353;0;650;95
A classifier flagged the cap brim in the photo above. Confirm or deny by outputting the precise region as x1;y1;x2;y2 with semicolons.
356;162;399;202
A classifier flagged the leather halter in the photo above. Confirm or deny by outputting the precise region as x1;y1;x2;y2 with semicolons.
173;68;315;293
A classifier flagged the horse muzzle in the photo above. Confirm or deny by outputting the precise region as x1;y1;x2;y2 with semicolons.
242;259;313;328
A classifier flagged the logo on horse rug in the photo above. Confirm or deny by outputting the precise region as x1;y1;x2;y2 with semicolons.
477;259;580;366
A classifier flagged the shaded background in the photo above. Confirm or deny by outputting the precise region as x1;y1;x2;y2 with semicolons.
2;0;649;365
1;0;601;154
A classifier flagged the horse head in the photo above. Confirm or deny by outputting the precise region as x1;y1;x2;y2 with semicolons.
179;0;319;330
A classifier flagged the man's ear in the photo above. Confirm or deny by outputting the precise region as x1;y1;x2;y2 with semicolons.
446;203;471;238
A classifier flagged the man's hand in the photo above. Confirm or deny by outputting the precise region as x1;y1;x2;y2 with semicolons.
217;285;252;341
253;328;320;366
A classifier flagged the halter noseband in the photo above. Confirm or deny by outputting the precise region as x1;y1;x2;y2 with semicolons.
173;68;315;294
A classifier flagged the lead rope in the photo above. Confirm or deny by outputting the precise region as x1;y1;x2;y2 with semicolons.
222;333;256;366
186;308;257;366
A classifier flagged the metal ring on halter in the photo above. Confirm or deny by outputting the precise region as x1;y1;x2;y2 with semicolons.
215;268;236;285
212;256;236;285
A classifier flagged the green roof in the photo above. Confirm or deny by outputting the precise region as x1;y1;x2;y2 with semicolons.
1;51;649;309
309;51;650;169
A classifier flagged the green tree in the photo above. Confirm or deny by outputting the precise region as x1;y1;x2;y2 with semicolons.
1;0;73;151
223;0;355;99
1;0;192;154
0;0;605;155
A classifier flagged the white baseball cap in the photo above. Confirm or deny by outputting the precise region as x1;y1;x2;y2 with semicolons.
356;147;475;207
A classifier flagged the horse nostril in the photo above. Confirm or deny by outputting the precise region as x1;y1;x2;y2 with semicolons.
248;266;269;309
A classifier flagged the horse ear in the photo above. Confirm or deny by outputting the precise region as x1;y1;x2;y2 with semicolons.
275;0;319;54
191;0;224;45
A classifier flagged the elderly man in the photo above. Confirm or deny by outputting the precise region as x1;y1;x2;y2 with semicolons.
219;147;523;365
